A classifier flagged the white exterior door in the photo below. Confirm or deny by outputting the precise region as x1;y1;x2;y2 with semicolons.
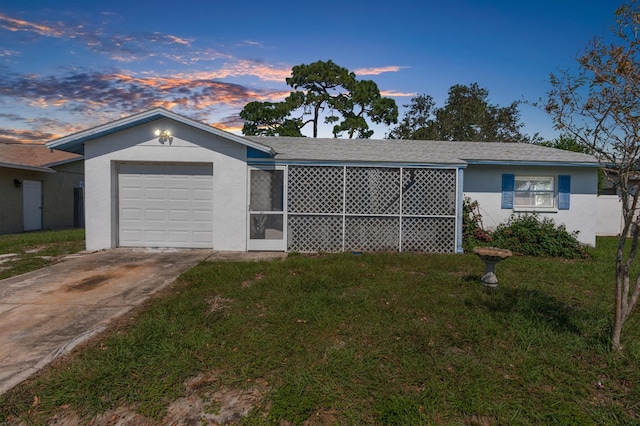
248;167;286;251
118;163;213;248
23;180;42;231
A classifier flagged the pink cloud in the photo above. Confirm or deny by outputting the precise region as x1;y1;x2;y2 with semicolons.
380;90;416;97
0;14;65;37
355;65;408;75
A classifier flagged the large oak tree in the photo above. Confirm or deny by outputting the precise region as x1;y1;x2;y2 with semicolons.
389;83;537;142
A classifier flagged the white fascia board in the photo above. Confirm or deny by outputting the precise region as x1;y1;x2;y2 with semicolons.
466;160;601;168
247;159;468;169
46;108;274;156
156;109;274;154
0;162;55;173
43;156;84;168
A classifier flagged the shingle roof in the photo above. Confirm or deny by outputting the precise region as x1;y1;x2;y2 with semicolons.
0;143;82;172
42;108;598;167
246;137;599;166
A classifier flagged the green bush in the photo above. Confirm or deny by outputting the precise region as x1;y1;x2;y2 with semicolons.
492;214;588;259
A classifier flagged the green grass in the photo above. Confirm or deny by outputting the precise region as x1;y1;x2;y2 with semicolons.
0;229;85;279
1;237;639;424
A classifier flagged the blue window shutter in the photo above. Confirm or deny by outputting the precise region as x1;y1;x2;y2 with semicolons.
558;175;571;210
501;174;515;209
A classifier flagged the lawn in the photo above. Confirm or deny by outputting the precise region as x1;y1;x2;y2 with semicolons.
1;237;639;425
0;229;86;280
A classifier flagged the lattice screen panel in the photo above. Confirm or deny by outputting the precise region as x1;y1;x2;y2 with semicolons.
345;167;400;215
402;169;456;216
401;217;456;253
288;215;343;252
344;216;400;252
288;166;343;214
286;166;458;253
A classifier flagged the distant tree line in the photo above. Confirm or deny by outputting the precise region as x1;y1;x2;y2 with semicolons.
240;60;540;144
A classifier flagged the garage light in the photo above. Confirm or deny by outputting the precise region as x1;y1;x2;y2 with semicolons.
154;129;173;144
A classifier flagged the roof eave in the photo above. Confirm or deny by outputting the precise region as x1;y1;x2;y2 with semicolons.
44;156;84;168
466;160;601;168
0;162;55;173
46;108;273;156
248;158;468;168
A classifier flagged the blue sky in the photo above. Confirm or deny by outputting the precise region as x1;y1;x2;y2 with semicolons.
0;0;619;144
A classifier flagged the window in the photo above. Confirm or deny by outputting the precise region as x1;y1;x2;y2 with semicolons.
501;174;571;211
514;176;554;208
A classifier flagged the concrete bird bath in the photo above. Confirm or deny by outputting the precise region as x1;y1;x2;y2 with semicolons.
473;246;512;287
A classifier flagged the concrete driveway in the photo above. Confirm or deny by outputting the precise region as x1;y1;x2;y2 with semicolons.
0;248;216;395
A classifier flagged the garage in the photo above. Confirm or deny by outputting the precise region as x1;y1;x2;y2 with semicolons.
118;163;214;248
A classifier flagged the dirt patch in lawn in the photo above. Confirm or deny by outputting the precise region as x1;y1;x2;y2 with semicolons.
37;372;269;425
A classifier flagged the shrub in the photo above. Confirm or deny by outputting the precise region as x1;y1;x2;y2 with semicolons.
462;197;492;250
492;214;588;259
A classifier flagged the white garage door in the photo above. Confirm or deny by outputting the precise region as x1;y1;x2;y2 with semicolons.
118;163;213;248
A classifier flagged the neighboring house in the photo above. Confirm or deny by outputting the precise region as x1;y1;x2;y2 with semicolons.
596;175;640;237
46;108;599;253
0;143;84;234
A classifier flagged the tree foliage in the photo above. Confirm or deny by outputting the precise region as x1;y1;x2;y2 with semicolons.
240;60;398;138
239;93;305;137
536;134;592;153
389;83;537;142
543;0;640;350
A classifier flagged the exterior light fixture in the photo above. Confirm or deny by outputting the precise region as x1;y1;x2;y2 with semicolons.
154;129;173;144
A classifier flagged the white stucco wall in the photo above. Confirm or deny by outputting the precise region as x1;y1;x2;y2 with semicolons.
596;195;623;236
463;165;598;246
84;118;248;251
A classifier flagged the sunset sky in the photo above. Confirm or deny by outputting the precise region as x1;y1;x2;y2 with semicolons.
0;0;619;144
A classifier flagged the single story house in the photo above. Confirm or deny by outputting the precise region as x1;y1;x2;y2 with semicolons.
46;108;599;253
0;143;84;234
